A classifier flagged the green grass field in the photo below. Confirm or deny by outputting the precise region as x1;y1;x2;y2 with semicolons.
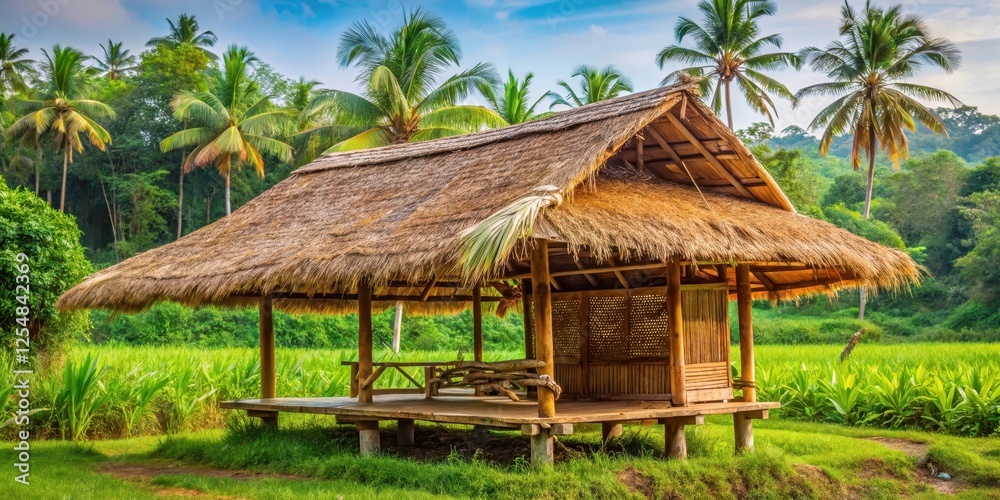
2;343;1000;498
7;342;998;440
2;415;999;499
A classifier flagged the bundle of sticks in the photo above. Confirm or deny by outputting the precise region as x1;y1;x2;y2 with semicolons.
431;359;562;402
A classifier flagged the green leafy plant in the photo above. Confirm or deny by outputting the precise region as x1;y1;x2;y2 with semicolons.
51;354;112;440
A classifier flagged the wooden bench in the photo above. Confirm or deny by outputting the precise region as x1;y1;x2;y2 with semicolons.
341;361;454;399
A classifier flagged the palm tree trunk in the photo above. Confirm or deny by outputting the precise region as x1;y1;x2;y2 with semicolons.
392;302;403;353
177;152;184;239
59;151;68;212
34;149;41;196
224;170;231;216
859;133;877;320
725;80;734;130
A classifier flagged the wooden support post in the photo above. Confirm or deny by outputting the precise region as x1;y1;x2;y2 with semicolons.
473;283;483;396
734;410;767;454
357;420;380;456
358;282;374;404
666;259;687;406
734;413;753;453
602;422;622;442
736;264;756;403
397;419;414;447
423;366;436;399
530;428;554;467
531;240;556;418
521;279;533;359
664;420;687;459
349;363;359;398
259;295;277;428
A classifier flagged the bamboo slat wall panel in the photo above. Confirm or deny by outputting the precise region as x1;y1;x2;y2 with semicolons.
555;363;582;394
529;285;730;399
682;289;730;365
553;296;582;360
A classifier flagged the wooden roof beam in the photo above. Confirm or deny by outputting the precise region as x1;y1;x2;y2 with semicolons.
505;261;676;280
420;277;438;301
752;271;777;291
660;113;755;199
573;259;599;287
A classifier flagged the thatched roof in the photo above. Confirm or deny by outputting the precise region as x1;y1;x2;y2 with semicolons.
58;84;918;313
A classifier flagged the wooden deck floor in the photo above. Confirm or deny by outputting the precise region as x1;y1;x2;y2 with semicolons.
221;394;779;427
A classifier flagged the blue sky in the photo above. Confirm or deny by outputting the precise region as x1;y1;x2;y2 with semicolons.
2;0;998;130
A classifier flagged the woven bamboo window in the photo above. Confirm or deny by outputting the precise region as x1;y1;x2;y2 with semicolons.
627;292;672;358
552;298;581;359
586;295;628;361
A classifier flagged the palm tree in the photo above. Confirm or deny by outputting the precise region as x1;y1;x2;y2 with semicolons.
796;0;961;318
295;9;501;351
481;70;548;125
546;65;633;109
93;40;137;80
0;33;34;96
656;0;800;129
6;45;114;212
290;77;322;114
146;13;218;60
160;45;293;216
291;8;501;164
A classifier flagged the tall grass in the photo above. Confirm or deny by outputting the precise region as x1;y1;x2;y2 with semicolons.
2;343;997;440
753;343;1000;437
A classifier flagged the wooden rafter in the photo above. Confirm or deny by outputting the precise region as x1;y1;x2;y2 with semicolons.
573;260;599;287
660;114;755;198
636;135;644;172
751;271;777;291
420;277;438;301
505;261;674;280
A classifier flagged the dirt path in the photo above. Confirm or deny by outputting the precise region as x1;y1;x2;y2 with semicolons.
97;461;308;498
863;437;961;495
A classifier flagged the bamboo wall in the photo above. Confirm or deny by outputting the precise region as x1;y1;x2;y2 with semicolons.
531;285;732;401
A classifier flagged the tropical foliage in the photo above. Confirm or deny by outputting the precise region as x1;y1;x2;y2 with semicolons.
546;64;632;109
92;40;138;80
796;0;961;218
656;0;800;128
6;45;114;212
159;45;292;215
291;8;501;163
481;69;548;124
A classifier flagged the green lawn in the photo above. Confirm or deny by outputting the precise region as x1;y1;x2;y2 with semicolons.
3;415;999;499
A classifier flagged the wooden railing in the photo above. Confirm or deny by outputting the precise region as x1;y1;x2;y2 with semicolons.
342;361;453;399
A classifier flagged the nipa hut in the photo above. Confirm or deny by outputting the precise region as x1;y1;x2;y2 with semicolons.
58;83;919;465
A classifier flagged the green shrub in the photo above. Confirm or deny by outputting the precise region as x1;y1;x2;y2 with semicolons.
0;180;92;361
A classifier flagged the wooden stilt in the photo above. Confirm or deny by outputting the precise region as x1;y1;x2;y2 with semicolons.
397;419;414;447
666;259;687;406
602;422;623;442
357;420;380;456
661;415;702;459
530;428;554;467
473;283;483;396
736;264;756;403
358;282;374;404
734;413;753;453
258;295;277;428
734;409;766;453
664;421;687;459
531;240;555;418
